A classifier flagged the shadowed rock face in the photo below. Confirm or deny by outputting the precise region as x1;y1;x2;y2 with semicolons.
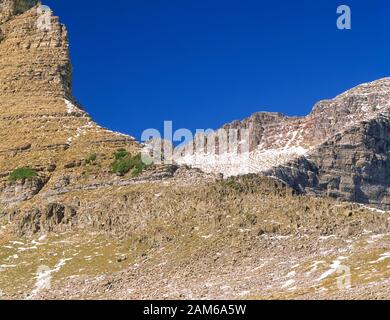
263;79;390;208
267;113;390;209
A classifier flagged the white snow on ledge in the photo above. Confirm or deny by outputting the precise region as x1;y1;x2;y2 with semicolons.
176;146;307;177
64;99;80;114
63;99;136;142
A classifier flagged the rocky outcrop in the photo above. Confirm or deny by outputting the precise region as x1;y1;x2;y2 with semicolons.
16;202;77;234
0;0;218;227
0;0;70;97
0;175;46;203
0;0;38;24
14;173;389;237
267;114;390;209
0;0;140;208
1;0;390;238
178;78;390;208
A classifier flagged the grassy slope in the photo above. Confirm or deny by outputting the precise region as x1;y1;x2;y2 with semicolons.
0;175;389;299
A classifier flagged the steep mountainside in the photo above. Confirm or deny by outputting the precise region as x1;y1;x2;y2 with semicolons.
0;0;140;205
0;1;388;300
177;78;390;208
0;0;217;236
1;175;389;300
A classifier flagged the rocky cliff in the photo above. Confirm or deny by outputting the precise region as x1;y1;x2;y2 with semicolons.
0;0;140;206
0;0;218;235
0;1;389;300
1;0;388;224
178;78;390;209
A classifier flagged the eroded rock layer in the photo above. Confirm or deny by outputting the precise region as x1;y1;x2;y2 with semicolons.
0;1;389;301
0;1;139;206
178;78;390;208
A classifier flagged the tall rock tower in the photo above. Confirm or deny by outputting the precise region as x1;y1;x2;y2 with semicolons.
0;0;71;97
0;0;38;23
0;1;138;204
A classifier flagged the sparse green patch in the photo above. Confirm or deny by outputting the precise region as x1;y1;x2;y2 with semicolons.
9;167;38;182
114;149;129;160
85;153;97;164
112;152;151;177
0;232;139;298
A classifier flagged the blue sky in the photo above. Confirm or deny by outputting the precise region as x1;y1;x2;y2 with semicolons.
45;0;390;139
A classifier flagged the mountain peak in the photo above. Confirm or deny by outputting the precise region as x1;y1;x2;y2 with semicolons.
0;1;138;206
0;0;39;23
0;0;71;98
176;76;390;208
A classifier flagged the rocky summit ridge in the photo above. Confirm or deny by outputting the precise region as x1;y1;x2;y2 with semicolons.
0;0;217;235
178;78;390;209
0;1;389;300
0;0;140;204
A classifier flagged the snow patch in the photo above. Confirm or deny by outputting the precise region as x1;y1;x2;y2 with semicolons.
176;146;307;177
281;279;295;289
369;252;390;264
315;257;348;282
64;99;80;114
0;264;17;272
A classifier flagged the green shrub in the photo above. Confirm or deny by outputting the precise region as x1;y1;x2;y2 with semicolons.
9;167;38;182
86;153;97;164
114;149;130;160
112;153;151;177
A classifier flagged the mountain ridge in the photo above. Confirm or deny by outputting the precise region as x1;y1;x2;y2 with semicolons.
178;77;390;208
0;0;389;300
1;0;389;217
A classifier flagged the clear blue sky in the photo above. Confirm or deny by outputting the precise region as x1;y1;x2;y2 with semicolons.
45;0;390;139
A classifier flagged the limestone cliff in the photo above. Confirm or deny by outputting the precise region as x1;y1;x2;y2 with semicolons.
0;1;389;301
178;78;390;209
0;0;139;206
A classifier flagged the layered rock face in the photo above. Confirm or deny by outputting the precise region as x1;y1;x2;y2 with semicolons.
0;1;139;204
268;109;390;208
0;0;389;219
0;1;220;235
0;0;38;24
178;78;390;208
0;1;389;301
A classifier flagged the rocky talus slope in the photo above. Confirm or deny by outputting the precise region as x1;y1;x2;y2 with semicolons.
0;1;388;300
1;176;389;299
